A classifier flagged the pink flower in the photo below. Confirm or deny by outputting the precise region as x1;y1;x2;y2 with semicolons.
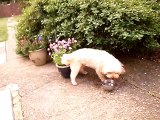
53;45;58;53
55;38;59;42
66;43;70;46
68;38;71;42
67;41;72;45
58;41;64;46
62;40;67;44
63;44;68;49
71;38;74;43
47;37;78;57
49;44;53;48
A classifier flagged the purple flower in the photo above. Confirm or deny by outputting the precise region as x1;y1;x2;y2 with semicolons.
38;35;43;41
47;36;78;58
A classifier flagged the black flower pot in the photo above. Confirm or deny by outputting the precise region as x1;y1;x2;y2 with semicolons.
56;64;71;78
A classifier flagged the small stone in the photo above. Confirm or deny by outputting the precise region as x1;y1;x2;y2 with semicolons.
11;91;19;98
13;96;21;104
13;103;22;111
14;110;23;119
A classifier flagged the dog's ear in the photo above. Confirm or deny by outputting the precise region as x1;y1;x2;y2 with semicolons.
120;63;126;74
121;63;124;67
121;66;126;74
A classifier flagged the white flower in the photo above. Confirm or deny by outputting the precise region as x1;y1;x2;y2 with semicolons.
48;39;52;42
47;48;50;51
69;47;72;50
59;46;63;48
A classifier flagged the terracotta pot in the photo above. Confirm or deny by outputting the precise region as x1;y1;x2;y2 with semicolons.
29;48;47;66
56;64;71;78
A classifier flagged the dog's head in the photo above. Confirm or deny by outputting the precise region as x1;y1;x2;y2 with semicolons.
102;62;126;79
61;54;72;66
105;67;125;79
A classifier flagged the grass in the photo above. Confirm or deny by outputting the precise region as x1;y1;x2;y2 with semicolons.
0;15;22;42
0;17;8;42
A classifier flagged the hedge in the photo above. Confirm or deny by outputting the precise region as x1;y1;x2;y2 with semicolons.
16;0;160;56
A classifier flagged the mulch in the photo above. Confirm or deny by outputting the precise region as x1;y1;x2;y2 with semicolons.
145;50;160;62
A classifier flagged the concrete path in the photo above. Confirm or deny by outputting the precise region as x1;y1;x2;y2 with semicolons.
0;39;7;64
0;17;160;120
0;17;23;120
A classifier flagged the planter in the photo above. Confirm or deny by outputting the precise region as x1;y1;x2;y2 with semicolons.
56;64;71;78
29;48;47;66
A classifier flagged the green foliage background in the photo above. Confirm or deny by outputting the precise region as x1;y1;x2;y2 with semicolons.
16;0;160;56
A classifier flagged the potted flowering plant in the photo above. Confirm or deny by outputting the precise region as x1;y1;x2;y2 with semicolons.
48;37;78;78
28;35;47;66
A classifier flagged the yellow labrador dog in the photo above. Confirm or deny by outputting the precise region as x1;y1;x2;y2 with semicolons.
61;48;125;85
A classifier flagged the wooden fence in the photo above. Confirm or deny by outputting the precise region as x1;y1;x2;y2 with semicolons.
0;3;22;17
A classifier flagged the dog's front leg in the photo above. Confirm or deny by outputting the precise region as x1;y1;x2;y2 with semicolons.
70;63;81;86
96;70;106;82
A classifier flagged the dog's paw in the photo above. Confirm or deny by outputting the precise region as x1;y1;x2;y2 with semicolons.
71;81;78;86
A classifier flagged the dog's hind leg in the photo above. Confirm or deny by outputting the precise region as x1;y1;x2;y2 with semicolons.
70;63;81;85
80;65;88;75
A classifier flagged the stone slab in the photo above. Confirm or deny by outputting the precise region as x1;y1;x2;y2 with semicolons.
0;87;14;120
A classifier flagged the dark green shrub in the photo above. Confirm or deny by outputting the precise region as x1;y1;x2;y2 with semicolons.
16;0;160;56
